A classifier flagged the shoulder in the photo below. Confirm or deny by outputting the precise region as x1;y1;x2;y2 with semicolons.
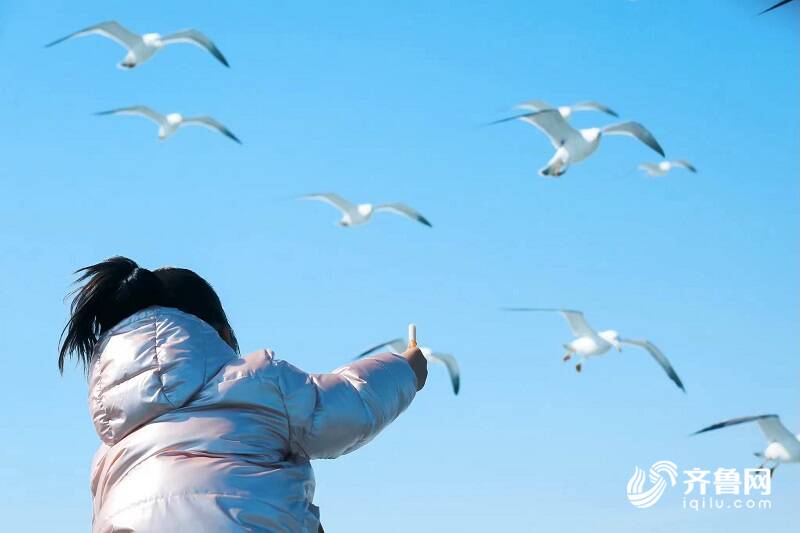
193;349;286;405
214;349;277;383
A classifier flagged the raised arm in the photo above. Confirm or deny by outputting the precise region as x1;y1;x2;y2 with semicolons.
276;352;419;459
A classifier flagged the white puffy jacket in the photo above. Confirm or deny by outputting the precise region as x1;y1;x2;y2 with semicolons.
88;306;417;532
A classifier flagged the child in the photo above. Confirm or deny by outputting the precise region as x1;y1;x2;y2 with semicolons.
59;256;427;532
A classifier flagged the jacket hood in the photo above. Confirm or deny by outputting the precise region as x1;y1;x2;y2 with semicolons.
88;306;237;445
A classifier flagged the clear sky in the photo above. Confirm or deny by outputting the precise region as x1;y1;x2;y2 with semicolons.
0;1;797;531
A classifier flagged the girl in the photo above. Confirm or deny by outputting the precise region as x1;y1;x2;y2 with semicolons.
59;256;427;532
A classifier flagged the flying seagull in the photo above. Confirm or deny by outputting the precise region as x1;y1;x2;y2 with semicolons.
356;338;460;395
299;193;432;228
515;99;619;120
489;109;665;177
638;160;697;177
505;308;685;392
96;106;241;144
46;21;229;69
693;414;799;475
760;0;796;14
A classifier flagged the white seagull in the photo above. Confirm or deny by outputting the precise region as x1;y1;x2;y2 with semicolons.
299;193;432;228
693;414;800;475
46;21;229;69
505;308;685;392
96;106;241;144
356;338;460;395
638;160;697;177
490;109;665;177
515;99;619;120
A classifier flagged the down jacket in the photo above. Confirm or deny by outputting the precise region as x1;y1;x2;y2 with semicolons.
88;306;417;532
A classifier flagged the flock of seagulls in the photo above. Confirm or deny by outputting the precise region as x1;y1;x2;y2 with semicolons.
47;21;238;144
492;98;699;179
44;6;796;478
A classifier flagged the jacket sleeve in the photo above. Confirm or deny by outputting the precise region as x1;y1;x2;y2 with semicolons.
275;352;418;459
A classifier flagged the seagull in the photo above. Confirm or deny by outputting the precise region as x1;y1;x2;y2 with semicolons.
505;308;685;392
760;0;796;14
638;160;697;177
46;21;229;69
299;193;432;228
515;99;619;120
692;415;800;476
96;106;241;144
356;338;460;395
489;109;665;177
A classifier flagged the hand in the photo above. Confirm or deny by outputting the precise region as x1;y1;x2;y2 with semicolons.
401;345;427;391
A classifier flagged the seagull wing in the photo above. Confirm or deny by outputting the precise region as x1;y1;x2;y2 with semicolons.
161;29;230;67
514;99;553;112
637;163;661;175
374;203;432;227
181;116;241;144
692;414;795;444
95;106;166;126
488;109;580;149
756;416;796;444
354;338;405;359
671;160;697;172
760;0;795;15
519;110;581;150
46;21;140;50
299;193;357;217
502;308;596;338
558;310;596;338
571;101;619;117
428;352;461;395
619;338;685;392
602;121;665;157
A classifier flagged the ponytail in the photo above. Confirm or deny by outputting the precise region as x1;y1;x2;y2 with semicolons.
58;256;166;374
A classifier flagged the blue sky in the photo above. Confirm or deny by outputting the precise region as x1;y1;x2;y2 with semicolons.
0;1;797;531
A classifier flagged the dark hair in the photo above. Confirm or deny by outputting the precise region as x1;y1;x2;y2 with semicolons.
153;267;239;354
59;256;238;374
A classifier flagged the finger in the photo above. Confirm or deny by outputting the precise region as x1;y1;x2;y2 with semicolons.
408;323;417;348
